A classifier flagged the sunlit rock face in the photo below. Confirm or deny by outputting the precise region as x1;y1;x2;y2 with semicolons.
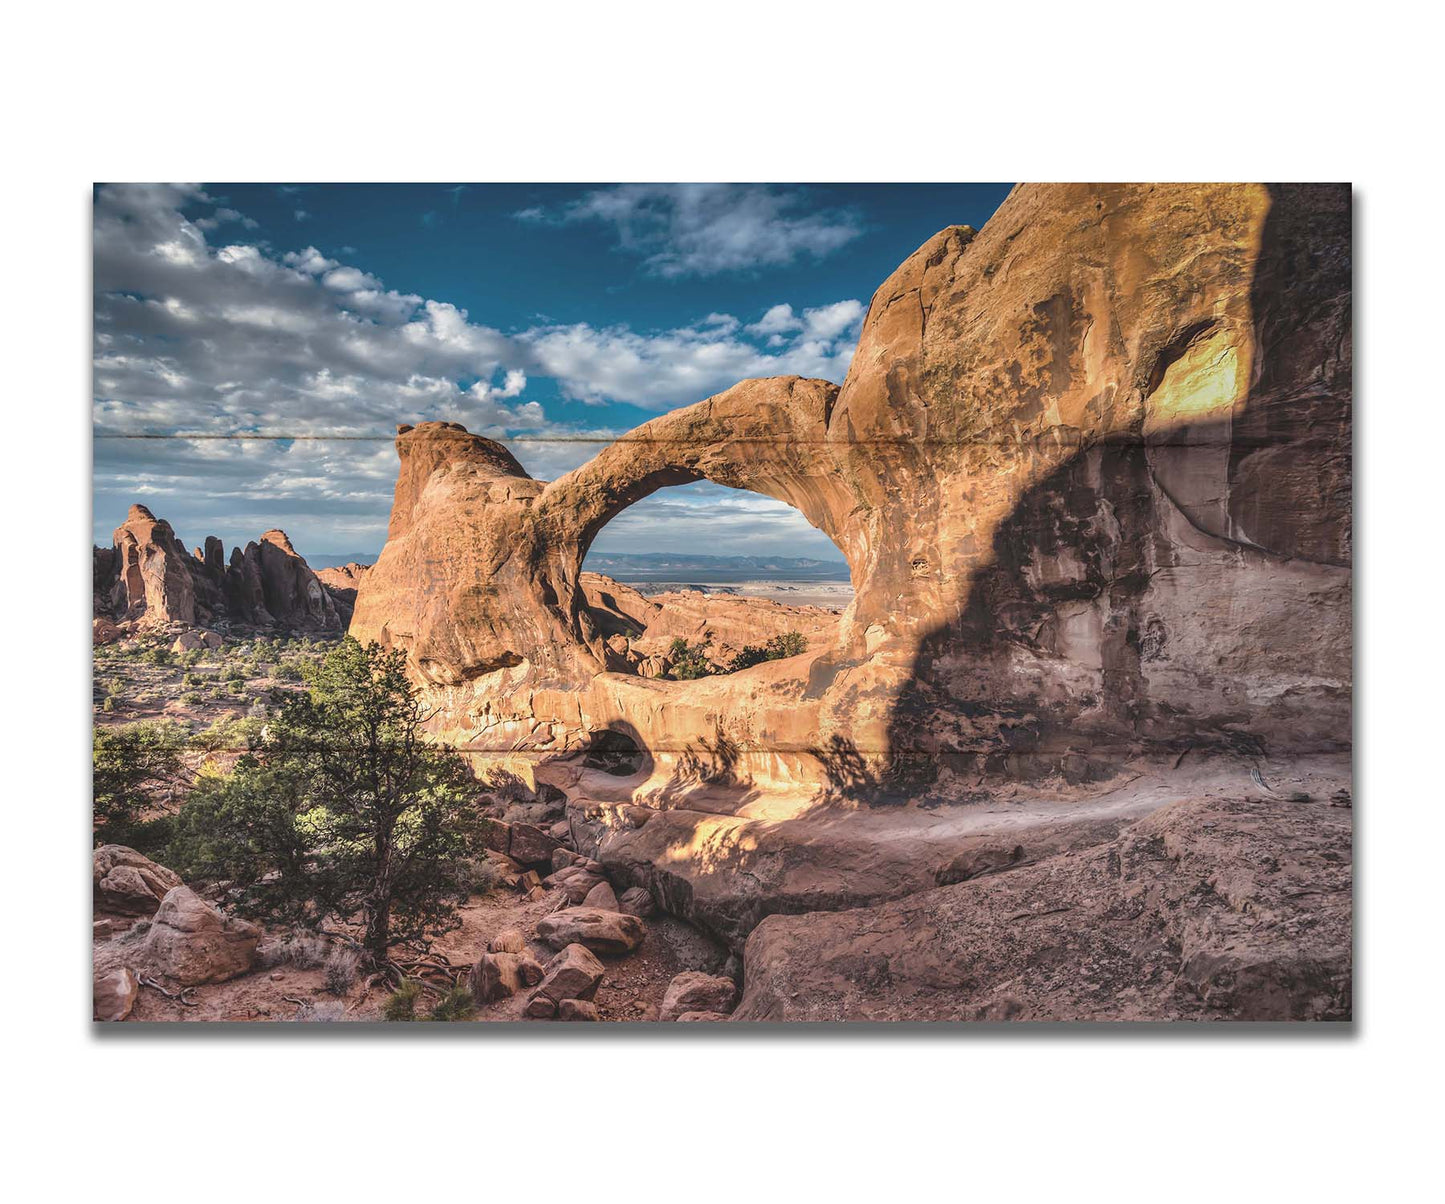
97;506;349;632
350;183;1351;794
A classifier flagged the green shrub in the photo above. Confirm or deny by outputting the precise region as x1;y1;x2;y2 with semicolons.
93;720;189;845
666;637;716;680
191;714;268;752
323;947;362;996
428;985;475;1021
726;630;809;672
383;980;421;1021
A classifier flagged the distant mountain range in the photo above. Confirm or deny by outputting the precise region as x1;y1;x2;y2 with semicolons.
585;553;850;582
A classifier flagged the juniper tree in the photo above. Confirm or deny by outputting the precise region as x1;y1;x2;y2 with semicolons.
170;637;483;966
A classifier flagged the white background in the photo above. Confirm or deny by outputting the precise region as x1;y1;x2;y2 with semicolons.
1;2;1438;1198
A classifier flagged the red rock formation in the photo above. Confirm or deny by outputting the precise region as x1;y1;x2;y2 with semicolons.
94;506;355;634
315;563;370;625
351;183;1351;789
108;505;197;626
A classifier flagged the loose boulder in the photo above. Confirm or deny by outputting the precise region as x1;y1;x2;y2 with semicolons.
93;845;183;916
660;971;738;1021
535;908;644;957
526;943;604;1018
581;881;619;912
488;929;527;954
544;864;606;903
472;951;543;1003
558;999;600;1021
509;822;561;866
93;965;138;1022
618;886;656;918
134;886;261;986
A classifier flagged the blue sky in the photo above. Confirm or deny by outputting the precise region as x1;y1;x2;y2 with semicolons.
93;182;1010;562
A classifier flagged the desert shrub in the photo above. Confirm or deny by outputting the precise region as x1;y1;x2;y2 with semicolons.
224;665;247;682
323;947;362;995
102;697;116;712
456;857;507;896
192;714;268;752
726;630;808;672
93;719;189;844
259;929;331;969
182;691;202;705
666;637;716;680
143;647;173;667
183;672;202;686
383;980;421;1021
272;660;303;682
428;985;475;1022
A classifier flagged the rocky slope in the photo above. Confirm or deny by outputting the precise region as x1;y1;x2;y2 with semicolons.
94;504;365;634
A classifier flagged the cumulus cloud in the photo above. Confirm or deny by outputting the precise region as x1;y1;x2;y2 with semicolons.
518;184;864;277
93;184;542;438
92;183;871;553
519;298;865;409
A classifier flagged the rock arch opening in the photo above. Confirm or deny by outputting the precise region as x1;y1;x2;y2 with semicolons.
576;479;852;681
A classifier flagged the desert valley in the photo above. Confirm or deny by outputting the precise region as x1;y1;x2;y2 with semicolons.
92;182;1352;1025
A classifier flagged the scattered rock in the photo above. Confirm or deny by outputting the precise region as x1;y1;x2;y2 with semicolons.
558;999;600;1021
509;822;561;866
660;971;737;1021
92;617;123;646
488;929;526;954
581;881;619;912
93;845;183;916
526;943;604;1018
617;886;656;918
535;908;645;957
93;965;138;1022
676;1011;730;1022
544;864;606;903
472;951;541;1003
93;918;116;939
133;886;261;986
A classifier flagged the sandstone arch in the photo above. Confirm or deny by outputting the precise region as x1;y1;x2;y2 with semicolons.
350;182;1351;799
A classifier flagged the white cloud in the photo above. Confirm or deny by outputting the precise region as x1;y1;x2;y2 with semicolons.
93;183;871;555
517;300;864;409
524;183;864;278
747;303;802;336
800;299;865;341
